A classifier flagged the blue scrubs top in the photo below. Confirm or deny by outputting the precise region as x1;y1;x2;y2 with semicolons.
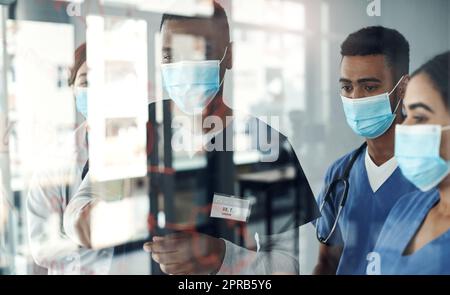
371;189;450;275
315;146;417;274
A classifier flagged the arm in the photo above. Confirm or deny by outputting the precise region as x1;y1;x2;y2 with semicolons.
311;158;346;275
217;230;300;275
213;126;317;274
249;134;342;275
63;175;100;248
26;172;80;268
144;229;300;275
312;243;343;275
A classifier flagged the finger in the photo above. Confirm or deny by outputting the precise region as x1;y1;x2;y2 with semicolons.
151;232;195;253
150;239;182;253
77;224;91;248
144;241;177;253
75;217;91;248
82;220;91;248
171;263;195;275
77;205;92;245
152;251;184;265
163;232;191;240
160;263;188;275
153;232;190;243
143;242;152;252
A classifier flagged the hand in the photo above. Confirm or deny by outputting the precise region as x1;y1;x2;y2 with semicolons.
143;232;226;275
75;202;96;248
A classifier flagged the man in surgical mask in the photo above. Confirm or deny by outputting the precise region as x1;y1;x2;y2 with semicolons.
141;1;319;275
158;3;233;141
313;26;419;274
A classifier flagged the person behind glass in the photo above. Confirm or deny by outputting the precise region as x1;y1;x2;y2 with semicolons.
65;1;319;275
143;0;320;275
313;26;418;274
369;51;450;274
27;43;113;274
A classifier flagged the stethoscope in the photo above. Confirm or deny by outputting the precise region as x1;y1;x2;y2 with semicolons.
316;142;368;245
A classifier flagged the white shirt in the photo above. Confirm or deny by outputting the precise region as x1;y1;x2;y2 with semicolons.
27;122;114;275
364;148;398;193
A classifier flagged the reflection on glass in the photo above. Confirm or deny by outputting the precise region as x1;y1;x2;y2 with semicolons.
86;16;148;182
101;0;214;16
88;178;149;249
232;29;305;138
6;20;75;187
232;0;305;31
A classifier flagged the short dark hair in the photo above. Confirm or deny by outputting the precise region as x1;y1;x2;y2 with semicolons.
69;43;86;87
159;1;230;43
412;51;450;109
341;26;410;82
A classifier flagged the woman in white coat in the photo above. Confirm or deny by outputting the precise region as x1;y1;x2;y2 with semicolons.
26;44;113;275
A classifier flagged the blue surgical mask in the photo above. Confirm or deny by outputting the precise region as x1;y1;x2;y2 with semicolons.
341;76;405;139
161;47;228;115
395;124;450;192
75;87;88;118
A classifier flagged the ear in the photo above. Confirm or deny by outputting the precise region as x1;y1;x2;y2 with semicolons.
225;42;233;70
398;74;410;99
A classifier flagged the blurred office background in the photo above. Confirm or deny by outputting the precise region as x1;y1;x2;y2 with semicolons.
0;0;449;274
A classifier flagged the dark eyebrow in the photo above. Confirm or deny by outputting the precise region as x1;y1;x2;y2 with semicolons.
339;78;352;83
162;47;172;52
356;78;382;84
77;73;87;79
339;77;382;84
408;102;435;113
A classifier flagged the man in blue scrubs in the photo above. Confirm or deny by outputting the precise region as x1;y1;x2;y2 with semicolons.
314;26;418;274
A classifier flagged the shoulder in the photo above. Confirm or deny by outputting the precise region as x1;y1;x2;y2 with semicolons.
374;189;437;253
37;122;87;163
388;189;438;221
28;124;87;189
237;114;293;162
243;114;286;138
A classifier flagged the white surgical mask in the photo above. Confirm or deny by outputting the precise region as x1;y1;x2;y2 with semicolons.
341;76;405;139
75;87;88;118
395;124;450;191
161;47;228;115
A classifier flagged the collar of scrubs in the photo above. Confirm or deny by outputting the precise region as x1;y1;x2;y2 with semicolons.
364;148;398;193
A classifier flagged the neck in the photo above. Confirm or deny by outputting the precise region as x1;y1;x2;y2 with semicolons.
202;92;233;133
177;93;233;135
366;121;397;166
437;177;450;214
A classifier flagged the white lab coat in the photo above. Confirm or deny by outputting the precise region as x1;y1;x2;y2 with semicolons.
26;122;113;275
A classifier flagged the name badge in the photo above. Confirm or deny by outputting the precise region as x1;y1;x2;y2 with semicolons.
210;194;251;222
